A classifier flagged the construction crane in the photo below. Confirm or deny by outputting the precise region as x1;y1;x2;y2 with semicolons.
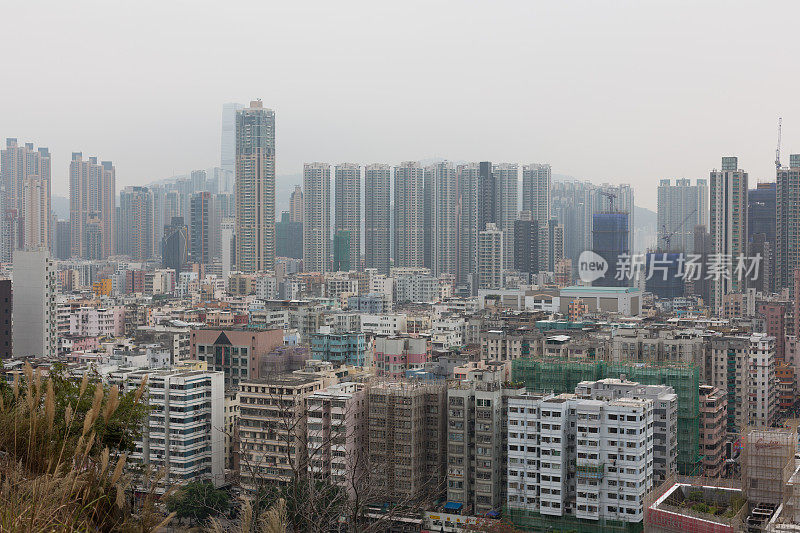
597;189;617;212
776;117;783;170
660;207;698;251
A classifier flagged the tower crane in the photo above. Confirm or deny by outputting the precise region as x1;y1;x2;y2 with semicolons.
776;117;782;170
660;207;698;251
597;189;618;212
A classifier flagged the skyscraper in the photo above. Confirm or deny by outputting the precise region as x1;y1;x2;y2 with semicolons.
478;223;504;289
334;163;360;271
493;163;519;269
749;182;776;293
710;156;748;309
69;153;115;259
221;103;243;174
333;230;351;272
162;216;188;273
522;163;551;224
656;178;708;253
235;100;275;273
364;163;390;274
457;163;480;287
514;213;539;278
276;211;302;259
119;186;154;261
12;249;56;359
190;191;213;265
592;213;629;287
289;185;303;223
776;156;800;291
477;161;495;231
303;162;331;273
432;161;458;277
394;161;425;268
1;139;51;259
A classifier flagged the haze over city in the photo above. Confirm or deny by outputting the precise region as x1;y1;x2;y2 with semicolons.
2;1;799;208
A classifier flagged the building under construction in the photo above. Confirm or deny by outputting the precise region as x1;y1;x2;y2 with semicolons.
512;357;701;475
367;381;447;505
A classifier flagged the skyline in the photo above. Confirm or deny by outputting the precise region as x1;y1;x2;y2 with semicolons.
2;1;799;209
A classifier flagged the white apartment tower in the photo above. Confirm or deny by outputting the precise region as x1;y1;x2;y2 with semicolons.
709;157;748;311
432;161;458;277
69;153;115;259
522;163;551;224
478;223;504;289
364;164;391;274
656;178;708;253
1;139;51;259
12;248;56;358
334;163;361;271
116;368;225;491
493;163;519;269
220;102;243;174
235;100;276;273
394;161;425;268
457;163;480;287
303;162;331;273
507;392;654;525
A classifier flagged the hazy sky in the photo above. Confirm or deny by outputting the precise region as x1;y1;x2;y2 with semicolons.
2;1;799;209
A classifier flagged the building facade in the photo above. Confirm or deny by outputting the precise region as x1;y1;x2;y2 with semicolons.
235;100;276;273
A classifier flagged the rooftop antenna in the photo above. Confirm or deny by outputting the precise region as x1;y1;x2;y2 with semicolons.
776;117;782;170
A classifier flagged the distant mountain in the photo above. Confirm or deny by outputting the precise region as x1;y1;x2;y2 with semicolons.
635;205;657;227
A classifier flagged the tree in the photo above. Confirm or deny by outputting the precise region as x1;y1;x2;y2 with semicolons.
167;481;231;525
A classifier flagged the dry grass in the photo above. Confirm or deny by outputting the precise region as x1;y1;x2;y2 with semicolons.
0;363;173;532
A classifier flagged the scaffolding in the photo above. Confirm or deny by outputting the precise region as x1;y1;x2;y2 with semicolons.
742;428;795;508
512;357;701;475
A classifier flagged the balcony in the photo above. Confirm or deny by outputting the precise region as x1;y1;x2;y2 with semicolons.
575;463;604;479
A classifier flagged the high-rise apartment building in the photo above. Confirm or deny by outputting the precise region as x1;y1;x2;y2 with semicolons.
708;334;777;432
235;100;275;273
0;279;12;359
289;185;303;223
69;153;115;259
493;163;519;268
303;162;331;273
307;382;368;498
507;392;654;528
592;213;629;287
457;163;480;287
118;186;154;261
190;191;213;265
447;373;524;515
275;211;302;259
478;223;504;289
118;368;225;491
1;139;51;259
12;249;56;358
220;102;243;174
334;163;360;271
364;164;390;274
367;381;446;504
777;156;800;290
710;157;748;309
432;161;458;277
656;178;708;253
522;163;551;224
237;375;325;490
514;214;539;277
477;161;495;232
162;216;188;273
394;161;425;268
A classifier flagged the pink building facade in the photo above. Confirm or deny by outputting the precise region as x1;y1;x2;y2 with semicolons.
374;335;428;378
